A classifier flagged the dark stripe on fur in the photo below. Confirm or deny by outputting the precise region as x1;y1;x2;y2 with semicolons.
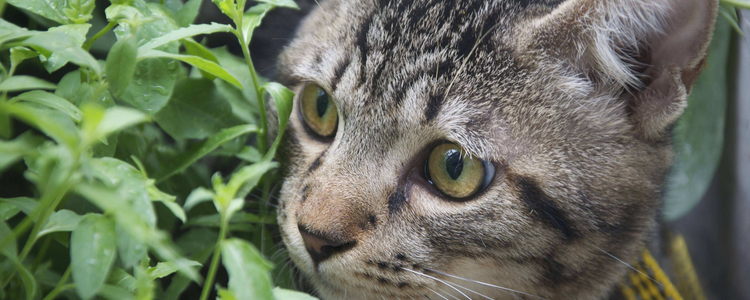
511;175;577;240
330;56;351;92
307;150;327;174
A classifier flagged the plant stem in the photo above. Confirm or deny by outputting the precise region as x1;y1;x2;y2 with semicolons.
234;26;268;154
32;235;53;272
83;21;117;51
0;0;7;18
198;218;228;300
42;266;73;300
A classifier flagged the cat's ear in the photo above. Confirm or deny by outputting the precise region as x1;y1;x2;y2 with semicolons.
524;0;719;139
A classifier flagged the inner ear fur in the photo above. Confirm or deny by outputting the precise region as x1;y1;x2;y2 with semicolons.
524;0;719;140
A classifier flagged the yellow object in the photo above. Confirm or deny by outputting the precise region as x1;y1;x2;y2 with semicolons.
618;247;684;300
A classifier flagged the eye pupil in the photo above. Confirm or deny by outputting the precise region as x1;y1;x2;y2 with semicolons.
444;150;463;180
316;91;329;118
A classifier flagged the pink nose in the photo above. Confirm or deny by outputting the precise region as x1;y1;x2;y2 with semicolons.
298;224;356;266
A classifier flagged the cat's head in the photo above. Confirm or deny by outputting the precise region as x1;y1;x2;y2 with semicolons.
273;0;717;299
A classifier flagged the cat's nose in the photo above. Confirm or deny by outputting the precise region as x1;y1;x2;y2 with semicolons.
298;224;356;265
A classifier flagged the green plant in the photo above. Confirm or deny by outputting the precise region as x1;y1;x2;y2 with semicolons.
0;0;314;299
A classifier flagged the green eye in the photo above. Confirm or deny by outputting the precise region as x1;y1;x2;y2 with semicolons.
300;83;338;137
426;143;493;199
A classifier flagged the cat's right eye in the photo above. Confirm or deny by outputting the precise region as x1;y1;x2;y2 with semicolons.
425;143;495;199
300;83;338;138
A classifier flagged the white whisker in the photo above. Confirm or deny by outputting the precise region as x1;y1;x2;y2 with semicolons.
402;268;471;300
427;287;450;300
594;246;663;288
424;268;545;300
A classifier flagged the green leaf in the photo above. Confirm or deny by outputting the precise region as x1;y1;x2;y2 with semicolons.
74;182;202;282
183;39;220;81
4;103;79;148
227;161;278;199
0;220;17;258
115;3;180;114
93;107;150;141
10;91;83;122
0;132;44;172
106;267;136;293
221;238;275;300
146;260;201;279
37;209;83;237
10;257;39;300
272;288;319;300
252;0;300;9
153;124;259;182
212;0;238;19
0;203;21;221
9;47;39;71
240;4;273;47
6;0;70;24
156;200;187;223
175;0;203;27
218;289;239;300
21;32;102;77
184;212;274;229
663;15;732;221
0;197;39;218
154;78;241;139
138;23;233;52
0;76;56;92
183;187;214;212
43;24;92;73
105;5;142;23
71;214;117;300
63;0;96;24
138;50;243;89
107;35;138;98
98;285;134;300
262;82;295;160
89;157;156;267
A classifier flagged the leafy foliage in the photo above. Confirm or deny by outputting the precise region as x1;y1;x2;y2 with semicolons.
0;0;310;299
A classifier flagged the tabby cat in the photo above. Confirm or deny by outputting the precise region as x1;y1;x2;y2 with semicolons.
272;0;719;299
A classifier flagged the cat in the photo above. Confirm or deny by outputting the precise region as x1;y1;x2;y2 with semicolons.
271;0;719;299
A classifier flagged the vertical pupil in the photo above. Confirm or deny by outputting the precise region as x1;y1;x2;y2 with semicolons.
444;149;463;180
316;91;329;118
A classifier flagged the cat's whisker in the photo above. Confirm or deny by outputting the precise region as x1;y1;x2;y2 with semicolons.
402;268;472;300
427;287;450;300
593;246;663;288
436;287;461;300
410;285;434;300
424;268;544;300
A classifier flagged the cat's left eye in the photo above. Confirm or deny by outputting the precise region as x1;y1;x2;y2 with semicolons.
300;83;338;138
425;143;495;199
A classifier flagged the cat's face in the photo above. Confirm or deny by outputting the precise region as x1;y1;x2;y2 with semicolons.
274;0;716;299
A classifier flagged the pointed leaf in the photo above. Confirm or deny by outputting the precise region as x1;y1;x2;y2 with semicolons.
6;0;70;24
176;0;203;27
94;107;150;140
138;50;242;89
183;187;214;212
240;4;273;46
262;82;295;160
227;161;278;199
139;23;233;52
0;76;56;92
0;197;39;218
44;24;92;72
21;32;102;77
106;35;138;98
252;0;300;9
0;220;17;258
153;124;259;182
38;209;83;237
71;214;117;300
10;257;39;300
10;90;83;122
221;238;274;300
146;260;201;279
272;288;319;300
183;39;220;81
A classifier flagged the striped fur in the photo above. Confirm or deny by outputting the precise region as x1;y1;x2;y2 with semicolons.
273;0;718;299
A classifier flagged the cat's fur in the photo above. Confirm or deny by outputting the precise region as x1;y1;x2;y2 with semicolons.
272;0;719;299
